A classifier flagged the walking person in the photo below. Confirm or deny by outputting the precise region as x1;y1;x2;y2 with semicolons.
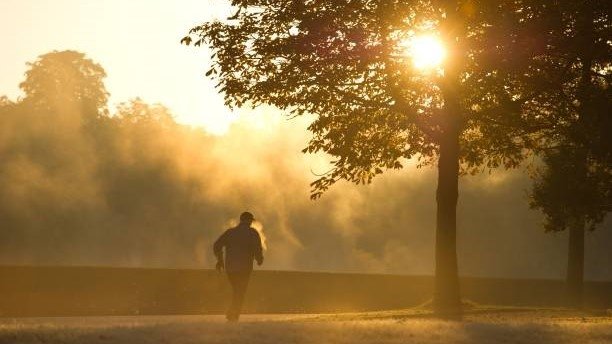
213;211;264;322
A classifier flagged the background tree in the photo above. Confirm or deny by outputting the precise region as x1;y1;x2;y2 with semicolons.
527;1;611;307
531;148;611;307
2;50;110;175
19;50;109;122
183;0;549;312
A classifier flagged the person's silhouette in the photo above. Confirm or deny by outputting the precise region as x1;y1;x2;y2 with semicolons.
213;211;263;322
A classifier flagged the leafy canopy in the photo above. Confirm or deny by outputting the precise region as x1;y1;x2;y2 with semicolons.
19;50;109;117
184;1;556;198
526;1;612;232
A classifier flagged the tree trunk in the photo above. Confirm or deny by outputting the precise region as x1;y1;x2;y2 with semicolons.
564;2;594;310
433;126;461;314
433;0;463;315
566;218;585;308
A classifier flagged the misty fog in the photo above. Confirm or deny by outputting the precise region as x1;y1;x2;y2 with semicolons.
0;51;610;281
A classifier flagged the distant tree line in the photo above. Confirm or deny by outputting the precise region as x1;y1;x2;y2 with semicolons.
0;51;224;267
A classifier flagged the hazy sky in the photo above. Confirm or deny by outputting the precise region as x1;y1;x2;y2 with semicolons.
0;0;240;133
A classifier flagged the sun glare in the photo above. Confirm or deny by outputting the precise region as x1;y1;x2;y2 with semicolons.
403;35;446;70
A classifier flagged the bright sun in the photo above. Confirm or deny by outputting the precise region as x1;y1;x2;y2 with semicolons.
403;35;446;70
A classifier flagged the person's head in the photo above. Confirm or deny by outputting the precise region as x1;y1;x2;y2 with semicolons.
239;211;255;225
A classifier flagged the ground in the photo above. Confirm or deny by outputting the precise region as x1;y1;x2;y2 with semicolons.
1;309;611;344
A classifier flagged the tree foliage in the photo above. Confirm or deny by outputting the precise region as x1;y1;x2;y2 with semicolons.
19;50;109;119
531;148;611;232
526;1;611;233
183;0;547;199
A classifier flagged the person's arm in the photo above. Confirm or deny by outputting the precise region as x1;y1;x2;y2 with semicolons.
213;231;228;271
253;230;264;266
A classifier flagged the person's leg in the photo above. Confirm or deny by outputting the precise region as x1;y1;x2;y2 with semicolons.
226;272;239;321
226;271;251;321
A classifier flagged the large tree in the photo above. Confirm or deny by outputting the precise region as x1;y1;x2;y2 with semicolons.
527;0;611;307
183;1;549;313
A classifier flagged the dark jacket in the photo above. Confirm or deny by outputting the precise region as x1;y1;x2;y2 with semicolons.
213;223;263;272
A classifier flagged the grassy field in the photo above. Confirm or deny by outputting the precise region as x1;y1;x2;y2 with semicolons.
2;266;612;317
2;265;612;343
1;308;611;344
